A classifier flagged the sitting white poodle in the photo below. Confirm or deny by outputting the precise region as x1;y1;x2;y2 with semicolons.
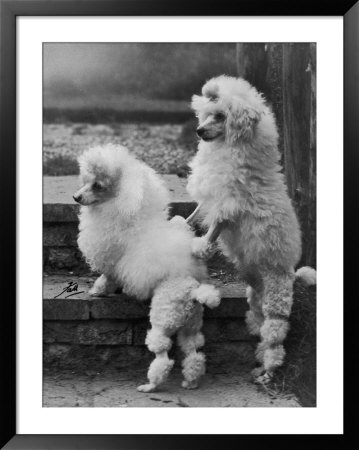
186;75;316;383
73;144;220;392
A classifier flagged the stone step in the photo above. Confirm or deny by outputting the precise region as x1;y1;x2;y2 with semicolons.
43;275;254;369
43;180;257;371
43;174;195;222
43;275;248;321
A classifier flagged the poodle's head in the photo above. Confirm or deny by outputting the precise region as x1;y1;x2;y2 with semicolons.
191;75;267;145
74;144;169;219
74;144;128;206
74;145;143;213
73;147;121;206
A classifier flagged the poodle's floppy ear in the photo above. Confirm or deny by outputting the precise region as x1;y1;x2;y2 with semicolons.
226;102;261;143
117;166;145;218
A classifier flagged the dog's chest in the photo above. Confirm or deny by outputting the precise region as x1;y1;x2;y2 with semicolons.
188;150;248;202
78;209;127;272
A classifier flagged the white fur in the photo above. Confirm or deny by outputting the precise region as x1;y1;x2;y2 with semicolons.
191;236;214;259
187;76;316;382
76;144;221;391
191;283;221;309
295;266;317;286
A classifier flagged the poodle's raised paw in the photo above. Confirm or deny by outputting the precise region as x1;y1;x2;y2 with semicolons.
191;236;212;259
169;215;191;233
137;383;157;393
170;215;187;226
182;380;199;390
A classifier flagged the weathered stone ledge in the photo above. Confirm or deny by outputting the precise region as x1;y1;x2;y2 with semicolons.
43;175;195;222
43;275;254;369
44;275;248;321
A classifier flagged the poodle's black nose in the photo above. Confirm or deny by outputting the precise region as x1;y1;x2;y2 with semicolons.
196;127;205;138
73;194;82;203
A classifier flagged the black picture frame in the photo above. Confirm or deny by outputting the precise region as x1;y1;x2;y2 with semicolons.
1;1;357;448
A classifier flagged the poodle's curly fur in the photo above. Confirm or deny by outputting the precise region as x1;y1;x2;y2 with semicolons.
186;75;316;382
74;144;220;392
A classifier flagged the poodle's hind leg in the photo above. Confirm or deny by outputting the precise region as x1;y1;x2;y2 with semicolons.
137;352;174;393
245;285;264;336
137;327;175;393
254;271;294;384
177;326;206;390
89;274;117;297
243;276;266;378
246;286;267;380
251;341;268;379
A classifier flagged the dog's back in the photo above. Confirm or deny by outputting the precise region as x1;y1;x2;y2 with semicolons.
116;217;208;300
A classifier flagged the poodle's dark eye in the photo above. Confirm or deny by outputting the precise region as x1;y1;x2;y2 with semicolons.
207;94;218;101
92;182;103;191
214;112;225;121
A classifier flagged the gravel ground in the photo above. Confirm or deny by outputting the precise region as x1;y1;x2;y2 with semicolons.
43;366;299;408
43;122;197;176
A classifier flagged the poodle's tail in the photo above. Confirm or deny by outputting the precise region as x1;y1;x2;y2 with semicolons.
191;283;221;309
295;266;316;286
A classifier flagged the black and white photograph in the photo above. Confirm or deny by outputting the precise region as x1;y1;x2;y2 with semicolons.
1;3;353;444
43;42;317;408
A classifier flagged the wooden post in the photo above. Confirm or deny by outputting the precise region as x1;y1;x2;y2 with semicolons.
282;43;316;268
236;43;284;155
236;43;269;97
237;43;316;268
265;44;284;157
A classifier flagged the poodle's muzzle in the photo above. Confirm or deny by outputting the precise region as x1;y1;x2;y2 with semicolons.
73;193;83;203
196;127;214;141
73;183;99;206
196;114;225;142
73;191;96;206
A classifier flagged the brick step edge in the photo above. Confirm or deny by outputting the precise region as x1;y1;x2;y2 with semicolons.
44;276;248;320
44;175;196;222
43;201;196;223
44;317;256;347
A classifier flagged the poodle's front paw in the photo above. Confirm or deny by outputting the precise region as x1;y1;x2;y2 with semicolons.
191;237;212;258
170;215;191;232
251;366;265;379
89;288;109;297
137;383;157;393
170;215;187;226
254;372;273;385
252;367;273;385
89;274;116;297
182;380;199;390
89;284;110;297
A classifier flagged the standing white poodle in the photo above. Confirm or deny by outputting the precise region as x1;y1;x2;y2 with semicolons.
186;75;316;383
73;144;220;392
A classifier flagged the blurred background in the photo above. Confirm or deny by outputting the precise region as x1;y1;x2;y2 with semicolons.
44;43;238;109
43;43;237;177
